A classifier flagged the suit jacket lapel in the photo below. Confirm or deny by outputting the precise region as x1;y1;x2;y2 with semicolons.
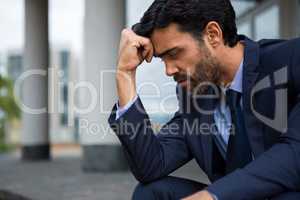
242;36;265;157
191;88;218;176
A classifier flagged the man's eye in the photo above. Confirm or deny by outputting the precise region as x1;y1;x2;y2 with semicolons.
168;50;178;58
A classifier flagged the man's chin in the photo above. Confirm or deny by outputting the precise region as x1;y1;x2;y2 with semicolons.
178;81;211;96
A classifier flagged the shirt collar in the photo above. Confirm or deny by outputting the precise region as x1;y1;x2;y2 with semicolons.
229;59;244;93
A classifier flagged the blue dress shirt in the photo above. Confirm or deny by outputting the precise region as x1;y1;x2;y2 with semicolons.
115;61;244;200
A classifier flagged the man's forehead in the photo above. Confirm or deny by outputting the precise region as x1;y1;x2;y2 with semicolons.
150;24;183;56
151;24;181;42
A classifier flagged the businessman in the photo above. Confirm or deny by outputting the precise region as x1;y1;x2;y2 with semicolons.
108;0;300;199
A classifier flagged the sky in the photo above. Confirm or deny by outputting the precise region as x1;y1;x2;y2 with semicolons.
0;0;24;52
0;0;84;53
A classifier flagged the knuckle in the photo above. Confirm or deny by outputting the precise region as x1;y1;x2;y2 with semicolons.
143;38;150;44
121;28;130;36
121;29;126;35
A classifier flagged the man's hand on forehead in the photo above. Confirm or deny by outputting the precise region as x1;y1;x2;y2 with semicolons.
118;28;154;72
116;28;155;107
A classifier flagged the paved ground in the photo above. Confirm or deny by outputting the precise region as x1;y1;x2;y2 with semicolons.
0;151;209;200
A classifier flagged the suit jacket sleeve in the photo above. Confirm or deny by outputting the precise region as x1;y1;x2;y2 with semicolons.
108;97;192;183
207;40;300;199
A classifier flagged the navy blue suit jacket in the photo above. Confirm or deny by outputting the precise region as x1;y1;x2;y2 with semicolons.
108;36;300;199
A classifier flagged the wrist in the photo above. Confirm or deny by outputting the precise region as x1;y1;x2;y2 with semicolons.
116;69;137;107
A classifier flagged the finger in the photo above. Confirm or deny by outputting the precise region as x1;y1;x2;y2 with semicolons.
146;44;154;63
137;36;151;49
142;48;148;61
143;47;153;63
138;37;153;62
142;39;154;63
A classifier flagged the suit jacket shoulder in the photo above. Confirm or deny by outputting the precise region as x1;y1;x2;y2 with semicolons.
256;38;300;93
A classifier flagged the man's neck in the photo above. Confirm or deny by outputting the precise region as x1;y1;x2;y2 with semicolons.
220;42;245;86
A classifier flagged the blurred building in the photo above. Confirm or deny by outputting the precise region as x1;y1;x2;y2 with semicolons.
2;48;80;145
7;51;23;83
3;50;23;144
236;0;300;40
49;48;80;144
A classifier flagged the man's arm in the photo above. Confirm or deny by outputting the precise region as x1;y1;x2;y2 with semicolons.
108;29;192;183
109;97;192;183
115;95;138;120
116;28;153;108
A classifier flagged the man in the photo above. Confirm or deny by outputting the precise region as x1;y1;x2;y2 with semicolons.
108;0;300;199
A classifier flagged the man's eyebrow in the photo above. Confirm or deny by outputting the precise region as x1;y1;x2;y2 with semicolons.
154;47;177;58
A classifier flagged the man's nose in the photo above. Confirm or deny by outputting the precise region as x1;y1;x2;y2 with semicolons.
165;62;179;77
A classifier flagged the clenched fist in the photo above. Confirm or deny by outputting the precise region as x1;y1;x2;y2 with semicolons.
116;29;154;107
117;29;154;72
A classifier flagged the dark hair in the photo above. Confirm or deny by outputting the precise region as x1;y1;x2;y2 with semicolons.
132;0;239;47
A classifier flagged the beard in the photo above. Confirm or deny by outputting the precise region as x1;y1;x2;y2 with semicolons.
174;47;223;96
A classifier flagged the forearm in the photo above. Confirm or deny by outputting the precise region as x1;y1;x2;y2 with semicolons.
109;97;192;183
116;69;137;107
109;98;167;183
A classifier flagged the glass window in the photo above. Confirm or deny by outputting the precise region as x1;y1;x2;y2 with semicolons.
60;50;69;82
7;54;23;82
254;5;280;40
60;84;68;126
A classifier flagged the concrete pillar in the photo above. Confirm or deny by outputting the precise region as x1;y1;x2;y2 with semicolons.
279;0;299;39
22;0;50;160
80;0;127;171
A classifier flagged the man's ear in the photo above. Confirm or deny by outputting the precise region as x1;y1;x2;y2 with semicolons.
203;21;223;48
